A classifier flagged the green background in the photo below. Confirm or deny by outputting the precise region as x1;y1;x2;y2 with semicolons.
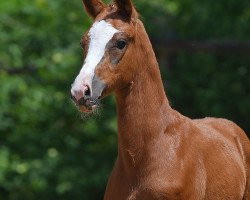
0;0;249;199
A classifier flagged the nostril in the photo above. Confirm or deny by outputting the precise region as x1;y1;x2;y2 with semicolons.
84;85;91;96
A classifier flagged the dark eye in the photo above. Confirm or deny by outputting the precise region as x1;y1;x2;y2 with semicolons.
116;40;127;50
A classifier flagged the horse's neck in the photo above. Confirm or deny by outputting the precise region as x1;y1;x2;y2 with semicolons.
115;26;173;174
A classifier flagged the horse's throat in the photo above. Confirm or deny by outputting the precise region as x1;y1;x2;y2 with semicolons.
115;63;171;174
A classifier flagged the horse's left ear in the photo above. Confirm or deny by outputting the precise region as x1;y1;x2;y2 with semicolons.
82;0;105;19
115;0;135;19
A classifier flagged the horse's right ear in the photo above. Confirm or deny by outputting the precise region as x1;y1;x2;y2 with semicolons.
82;0;105;19
115;0;134;19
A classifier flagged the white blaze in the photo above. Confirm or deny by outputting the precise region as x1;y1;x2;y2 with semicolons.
71;20;119;100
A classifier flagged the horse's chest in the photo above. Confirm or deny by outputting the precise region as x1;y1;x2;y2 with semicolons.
127;182;182;200
126;171;184;199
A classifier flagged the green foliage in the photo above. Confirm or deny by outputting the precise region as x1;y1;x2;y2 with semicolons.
0;0;116;199
0;0;249;199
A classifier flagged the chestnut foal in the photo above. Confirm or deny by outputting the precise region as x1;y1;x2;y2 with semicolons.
71;0;250;199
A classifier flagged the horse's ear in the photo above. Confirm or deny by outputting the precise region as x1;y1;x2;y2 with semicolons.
82;0;105;19
115;0;134;19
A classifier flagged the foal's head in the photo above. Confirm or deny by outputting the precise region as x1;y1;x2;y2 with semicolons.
71;0;143;113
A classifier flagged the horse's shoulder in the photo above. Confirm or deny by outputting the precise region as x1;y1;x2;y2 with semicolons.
191;117;248;167
193;117;240;139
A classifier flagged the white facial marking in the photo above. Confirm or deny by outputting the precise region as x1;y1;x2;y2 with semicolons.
71;20;119;100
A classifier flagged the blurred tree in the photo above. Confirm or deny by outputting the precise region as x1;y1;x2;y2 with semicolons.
0;0;249;199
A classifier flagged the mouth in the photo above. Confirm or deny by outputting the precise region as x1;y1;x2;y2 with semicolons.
71;95;100;113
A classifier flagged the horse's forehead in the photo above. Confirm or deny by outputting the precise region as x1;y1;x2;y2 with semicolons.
86;17;133;37
88;20;119;40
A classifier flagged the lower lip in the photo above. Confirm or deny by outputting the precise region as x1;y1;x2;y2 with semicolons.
80;105;97;113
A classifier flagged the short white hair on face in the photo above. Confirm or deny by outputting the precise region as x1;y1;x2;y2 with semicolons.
71;20;119;100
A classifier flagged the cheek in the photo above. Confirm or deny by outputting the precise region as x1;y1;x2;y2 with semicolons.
109;47;127;65
94;46;134;92
94;57;125;91
95;58;116;83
